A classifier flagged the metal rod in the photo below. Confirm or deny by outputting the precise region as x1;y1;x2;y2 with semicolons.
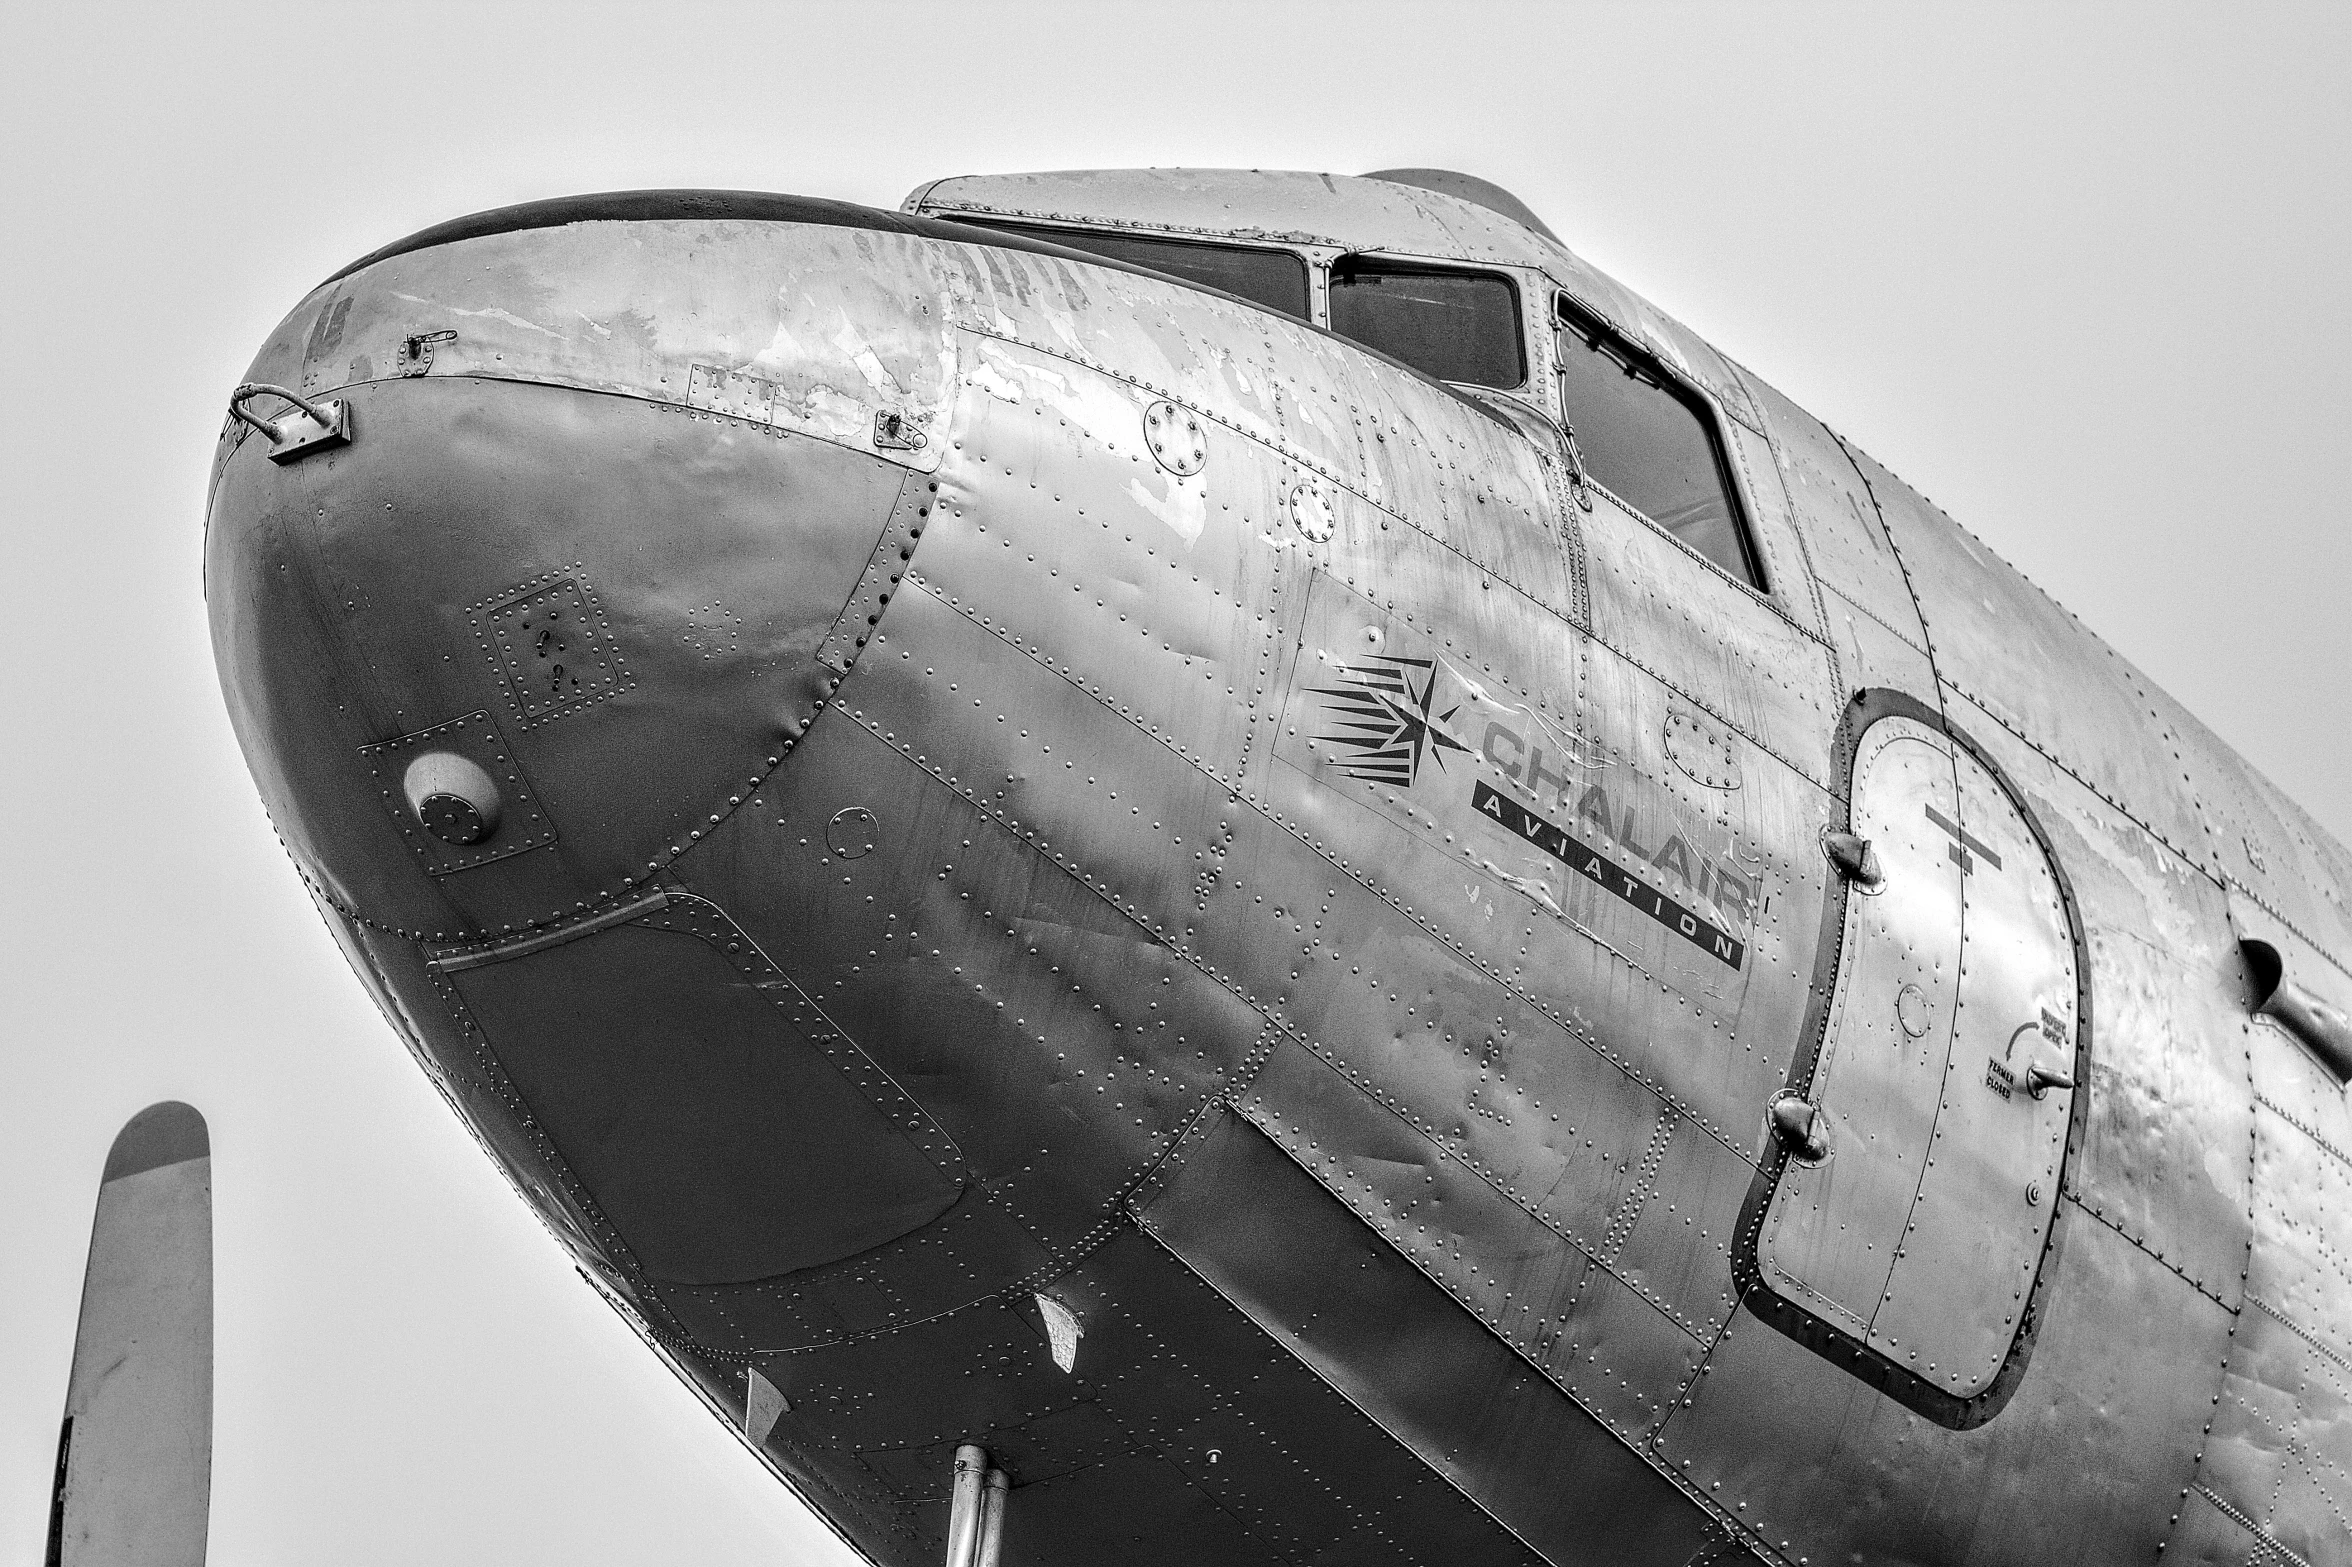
975;1467;1008;1567
228;382;339;443
943;1443;989;1567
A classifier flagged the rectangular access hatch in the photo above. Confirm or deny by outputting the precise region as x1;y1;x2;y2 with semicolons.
1737;694;2087;1427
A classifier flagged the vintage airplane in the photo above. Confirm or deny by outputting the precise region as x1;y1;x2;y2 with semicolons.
200;167;2352;1567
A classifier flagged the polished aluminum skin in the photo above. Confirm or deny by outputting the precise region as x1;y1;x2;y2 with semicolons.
204;170;2352;1567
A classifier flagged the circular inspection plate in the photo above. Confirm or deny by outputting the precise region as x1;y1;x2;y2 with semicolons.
1897;981;1933;1039
1143;400;1207;476
827;806;879;859
1289;483;1336;542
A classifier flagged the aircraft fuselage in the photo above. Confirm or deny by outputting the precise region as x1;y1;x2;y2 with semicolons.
205;172;2352;1567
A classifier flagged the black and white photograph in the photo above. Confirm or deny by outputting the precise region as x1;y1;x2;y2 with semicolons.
7;5;2350;1564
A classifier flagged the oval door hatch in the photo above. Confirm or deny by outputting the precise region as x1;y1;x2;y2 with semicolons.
1737;693;2087;1428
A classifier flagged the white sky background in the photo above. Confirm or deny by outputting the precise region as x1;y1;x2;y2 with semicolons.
4;3;2347;1561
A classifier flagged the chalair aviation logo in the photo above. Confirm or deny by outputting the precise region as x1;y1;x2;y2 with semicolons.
1311;656;1471;787
1298;641;1752;973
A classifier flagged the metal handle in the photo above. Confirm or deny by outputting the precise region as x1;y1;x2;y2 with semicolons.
2025;1063;2076;1098
1823;829;1884;889
229;383;338;443
1770;1094;1829;1162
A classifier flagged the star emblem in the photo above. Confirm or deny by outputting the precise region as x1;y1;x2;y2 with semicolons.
1311;655;1470;787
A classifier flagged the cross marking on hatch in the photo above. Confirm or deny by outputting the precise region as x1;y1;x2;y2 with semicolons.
1923;803;2003;875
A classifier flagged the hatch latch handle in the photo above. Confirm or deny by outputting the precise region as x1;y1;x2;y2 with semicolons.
1769;1093;1830;1163
1823;829;1884;889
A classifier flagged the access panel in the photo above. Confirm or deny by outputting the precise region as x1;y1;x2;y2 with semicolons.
1737;694;2087;1427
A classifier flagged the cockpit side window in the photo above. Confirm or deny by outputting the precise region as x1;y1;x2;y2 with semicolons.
1555;295;1762;588
952;220;1311;320
1327;259;1526;389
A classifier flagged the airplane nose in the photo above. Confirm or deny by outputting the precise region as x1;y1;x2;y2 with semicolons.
205;194;955;942
204;197;970;1302
206;369;915;940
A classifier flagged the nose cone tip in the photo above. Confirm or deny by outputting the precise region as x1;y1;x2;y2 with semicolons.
206;371;913;939
209;203;958;940
204;195;994;1432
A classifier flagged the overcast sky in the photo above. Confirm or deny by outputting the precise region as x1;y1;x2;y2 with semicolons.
5;4;2347;1562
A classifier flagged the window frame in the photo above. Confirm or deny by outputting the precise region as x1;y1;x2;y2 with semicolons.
1552;291;1767;594
1326;255;1530;392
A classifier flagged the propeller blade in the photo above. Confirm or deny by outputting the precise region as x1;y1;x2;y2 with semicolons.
48;1102;212;1567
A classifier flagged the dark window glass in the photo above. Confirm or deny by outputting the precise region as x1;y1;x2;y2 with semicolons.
958;221;1310;320
1328;260;1526;388
1555;298;1761;587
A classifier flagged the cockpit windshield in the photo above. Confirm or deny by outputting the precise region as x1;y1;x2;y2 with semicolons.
953;220;1311;320
1327;260;1525;389
1555;295;1761;587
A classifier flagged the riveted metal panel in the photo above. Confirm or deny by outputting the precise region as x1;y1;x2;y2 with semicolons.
1819;585;1938;712
1599;1103;1753;1354
1260;558;1825;1172
1578;484;1840;793
932;265;1581;641
2030;625;2352;996
2188;1020;2352;1567
207;379;906;941
1235;1036;1726;1450
1050;1227;1554;1567
985;1451;1291;1567
744;1293;1125;1561
1277;901;1679;1239
475;572;631;726
445;913;964;1288
1133;1107;1718;1567
1247;703;1813;1235
853;1404;1127;1502
1734;371;1937;701
1235;1040;1598;1364
1857;449;2217;875
2200;1244;2352;1567
1568;640;1826;1088
242;220;962;474
660;1190;1053;1356
1277;575;1789;1015
1941;685;2257;1306
1716;416;1834;649
716;645;1270;1262
2163;1484;2294;1567
912;338;1295;793
879;271;1831;1405
1664;1213;2228;1567
2177;696;2352;984
355;709;557;875
1732;376;1900;621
